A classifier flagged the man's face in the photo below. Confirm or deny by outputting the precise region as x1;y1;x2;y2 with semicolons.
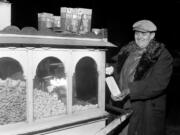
134;31;154;49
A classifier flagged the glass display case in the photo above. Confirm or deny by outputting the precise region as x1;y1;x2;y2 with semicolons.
0;31;116;135
72;56;98;112
33;57;67;120
0;57;26;125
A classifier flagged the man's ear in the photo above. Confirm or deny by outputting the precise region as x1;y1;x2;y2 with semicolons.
150;32;155;40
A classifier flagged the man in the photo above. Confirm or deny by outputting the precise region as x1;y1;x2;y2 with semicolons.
106;20;173;135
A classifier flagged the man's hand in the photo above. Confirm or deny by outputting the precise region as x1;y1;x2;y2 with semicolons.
111;89;130;101
106;66;114;75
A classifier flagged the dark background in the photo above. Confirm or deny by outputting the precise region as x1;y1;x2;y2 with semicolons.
8;0;180;49
6;0;180;134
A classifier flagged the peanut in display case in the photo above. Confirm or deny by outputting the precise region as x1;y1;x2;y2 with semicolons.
0;30;116;135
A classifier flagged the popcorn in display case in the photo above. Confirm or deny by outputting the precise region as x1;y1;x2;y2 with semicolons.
72;57;98;112
0;57;26;125
33;57;67;120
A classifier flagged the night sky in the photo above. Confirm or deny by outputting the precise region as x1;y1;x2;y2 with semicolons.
7;0;180;50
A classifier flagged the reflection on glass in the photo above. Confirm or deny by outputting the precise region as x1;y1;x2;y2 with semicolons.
33;57;67;120
0;57;26;125
73;57;98;112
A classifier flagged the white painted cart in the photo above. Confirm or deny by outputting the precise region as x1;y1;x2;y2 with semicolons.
0;30;113;134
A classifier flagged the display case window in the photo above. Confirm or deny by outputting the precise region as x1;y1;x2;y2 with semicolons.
0;57;26;125
33;57;67;120
73;57;98;112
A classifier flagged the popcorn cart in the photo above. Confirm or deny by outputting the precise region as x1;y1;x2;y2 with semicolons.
0;27;126;135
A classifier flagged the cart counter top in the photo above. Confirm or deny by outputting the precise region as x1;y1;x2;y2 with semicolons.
0;33;116;48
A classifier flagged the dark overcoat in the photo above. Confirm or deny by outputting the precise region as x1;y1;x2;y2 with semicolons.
112;40;173;135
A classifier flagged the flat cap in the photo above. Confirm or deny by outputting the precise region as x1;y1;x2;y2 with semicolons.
133;20;157;32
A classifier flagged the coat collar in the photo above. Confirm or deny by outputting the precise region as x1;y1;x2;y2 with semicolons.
119;40;164;81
